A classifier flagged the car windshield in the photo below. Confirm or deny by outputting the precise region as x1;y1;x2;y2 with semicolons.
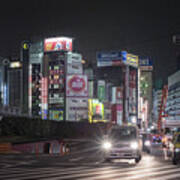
110;127;137;140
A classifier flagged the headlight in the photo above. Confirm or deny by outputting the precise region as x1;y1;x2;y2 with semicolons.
130;142;138;149
175;148;180;153
102;141;112;150
145;140;151;146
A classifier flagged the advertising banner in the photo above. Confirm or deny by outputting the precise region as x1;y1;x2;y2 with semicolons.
41;77;48;119
29;41;43;64
66;75;88;97
29;52;43;64
139;58;153;71
49;110;64;121
97;51;126;67
66;52;82;74
98;80;106;101
66;97;88;121
44;37;72;52
125;54;139;68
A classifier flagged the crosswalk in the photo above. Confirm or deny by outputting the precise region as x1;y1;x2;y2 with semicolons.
0;159;180;180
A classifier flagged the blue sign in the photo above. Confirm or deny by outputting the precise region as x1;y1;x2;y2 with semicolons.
139;58;153;66
97;51;126;67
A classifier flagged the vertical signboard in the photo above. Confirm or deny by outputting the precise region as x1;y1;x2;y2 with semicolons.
129;70;137;115
66;52;82;74
41;77;48;119
98;80;106;101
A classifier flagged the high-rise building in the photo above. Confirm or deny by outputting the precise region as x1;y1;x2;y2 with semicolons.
139;58;153;128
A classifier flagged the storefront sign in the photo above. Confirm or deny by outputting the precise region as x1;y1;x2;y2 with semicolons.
44;37;72;52
66;75;88;97
66;98;88;121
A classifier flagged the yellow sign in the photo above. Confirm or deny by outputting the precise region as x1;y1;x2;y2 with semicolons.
23;43;29;50
127;54;139;67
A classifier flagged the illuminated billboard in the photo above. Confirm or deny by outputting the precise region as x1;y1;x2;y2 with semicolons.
44;37;72;52
88;99;105;123
66;52;82;74
126;54;139;68
66;75;88;97
66;98;88;121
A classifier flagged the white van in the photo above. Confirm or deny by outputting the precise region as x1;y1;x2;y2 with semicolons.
102;125;142;163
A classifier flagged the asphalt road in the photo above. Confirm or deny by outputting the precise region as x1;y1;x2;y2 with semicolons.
0;143;180;180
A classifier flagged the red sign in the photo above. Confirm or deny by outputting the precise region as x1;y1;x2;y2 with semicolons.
44;37;72;52
68;76;86;92
66;75;88;97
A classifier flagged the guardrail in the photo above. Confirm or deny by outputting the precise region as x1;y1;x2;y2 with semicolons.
12;140;70;155
0;143;12;153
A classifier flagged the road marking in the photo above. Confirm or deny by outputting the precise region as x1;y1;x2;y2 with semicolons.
37;164;177;180
0;164;179;180
155;172;180;180
69;157;85;162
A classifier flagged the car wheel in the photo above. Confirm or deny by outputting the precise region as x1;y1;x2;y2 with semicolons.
135;155;141;163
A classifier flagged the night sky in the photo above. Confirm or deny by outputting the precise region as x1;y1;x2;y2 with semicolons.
1;0;180;82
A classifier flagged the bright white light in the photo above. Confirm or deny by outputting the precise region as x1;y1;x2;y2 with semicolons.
175;148;180;153
10;62;21;68
131;116;137;124
145;140;151;146
45;37;72;43
130;142;138;149
151;126;154;130
102;141;112;150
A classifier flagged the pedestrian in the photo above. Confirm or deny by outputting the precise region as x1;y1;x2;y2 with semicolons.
162;136;168;160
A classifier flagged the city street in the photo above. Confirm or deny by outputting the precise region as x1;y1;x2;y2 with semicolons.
0;144;180;180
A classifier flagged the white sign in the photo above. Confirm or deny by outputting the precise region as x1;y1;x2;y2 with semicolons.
66;52;82;74
66;75;88;97
66;97;88;121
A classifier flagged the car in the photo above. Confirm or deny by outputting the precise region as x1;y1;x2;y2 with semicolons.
102;125;142;163
170;132;180;165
